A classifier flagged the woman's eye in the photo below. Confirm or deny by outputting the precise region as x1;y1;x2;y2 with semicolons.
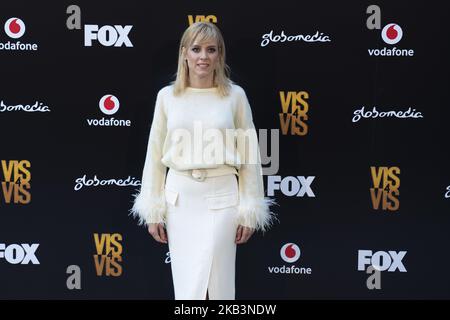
192;47;216;53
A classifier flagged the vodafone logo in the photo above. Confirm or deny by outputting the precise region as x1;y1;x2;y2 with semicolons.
268;243;312;275
280;243;300;263
381;23;403;45
1;17;38;51
366;5;413;57
86;94;131;127
4;18;25;39
99;95;120;115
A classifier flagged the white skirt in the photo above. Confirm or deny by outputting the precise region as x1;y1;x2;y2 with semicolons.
165;168;239;300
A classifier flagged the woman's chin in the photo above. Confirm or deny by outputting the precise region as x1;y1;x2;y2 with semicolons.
195;72;213;78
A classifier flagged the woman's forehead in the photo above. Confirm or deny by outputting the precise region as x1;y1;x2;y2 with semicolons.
190;36;218;47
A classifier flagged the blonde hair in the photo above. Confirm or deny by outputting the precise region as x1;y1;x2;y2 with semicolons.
171;22;234;97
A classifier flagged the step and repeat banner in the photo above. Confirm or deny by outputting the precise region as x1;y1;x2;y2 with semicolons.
0;0;449;299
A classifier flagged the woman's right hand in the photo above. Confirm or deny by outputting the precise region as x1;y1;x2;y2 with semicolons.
148;223;168;244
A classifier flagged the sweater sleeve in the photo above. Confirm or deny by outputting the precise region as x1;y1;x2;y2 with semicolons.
234;87;278;232
130;89;168;226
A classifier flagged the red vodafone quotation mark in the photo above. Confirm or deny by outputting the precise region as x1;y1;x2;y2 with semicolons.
4;18;26;39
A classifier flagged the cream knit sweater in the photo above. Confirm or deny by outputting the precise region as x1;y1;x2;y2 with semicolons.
130;84;277;232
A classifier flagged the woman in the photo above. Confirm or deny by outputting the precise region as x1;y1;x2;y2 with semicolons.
130;21;277;300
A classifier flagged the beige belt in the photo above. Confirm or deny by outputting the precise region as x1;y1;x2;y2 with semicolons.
170;166;238;182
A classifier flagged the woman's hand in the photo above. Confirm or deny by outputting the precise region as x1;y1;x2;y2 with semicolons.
148;223;168;244
235;225;255;244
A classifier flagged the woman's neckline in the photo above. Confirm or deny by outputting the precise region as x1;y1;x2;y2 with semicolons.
186;86;218;92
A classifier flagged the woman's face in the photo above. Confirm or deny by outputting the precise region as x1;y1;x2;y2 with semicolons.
184;38;219;80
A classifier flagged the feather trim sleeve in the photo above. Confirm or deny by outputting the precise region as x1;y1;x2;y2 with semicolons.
234;86;279;232
130;89;168;226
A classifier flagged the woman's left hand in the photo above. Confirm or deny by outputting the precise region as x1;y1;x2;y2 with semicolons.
235;225;255;244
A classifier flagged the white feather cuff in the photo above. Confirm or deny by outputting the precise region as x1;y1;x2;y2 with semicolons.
129;190;167;226
236;197;279;232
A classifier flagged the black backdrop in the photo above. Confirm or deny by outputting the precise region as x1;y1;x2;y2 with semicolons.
0;0;449;299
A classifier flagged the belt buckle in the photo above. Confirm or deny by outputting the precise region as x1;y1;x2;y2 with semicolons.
191;169;206;181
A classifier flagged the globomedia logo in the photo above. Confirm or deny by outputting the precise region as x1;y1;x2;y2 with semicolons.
0;100;51;112
268;243;312;275
86;94;132;127
165;251;171;264
366;5;414;57
352;106;423;123
260;30;331;47
74;174;140;191
0;17;38;51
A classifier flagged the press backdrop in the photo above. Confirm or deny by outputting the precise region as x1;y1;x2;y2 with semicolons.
0;0;449;299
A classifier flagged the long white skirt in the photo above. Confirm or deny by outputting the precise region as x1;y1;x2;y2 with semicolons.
165;168;239;300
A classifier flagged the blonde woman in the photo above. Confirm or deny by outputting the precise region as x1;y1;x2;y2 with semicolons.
131;22;277;300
